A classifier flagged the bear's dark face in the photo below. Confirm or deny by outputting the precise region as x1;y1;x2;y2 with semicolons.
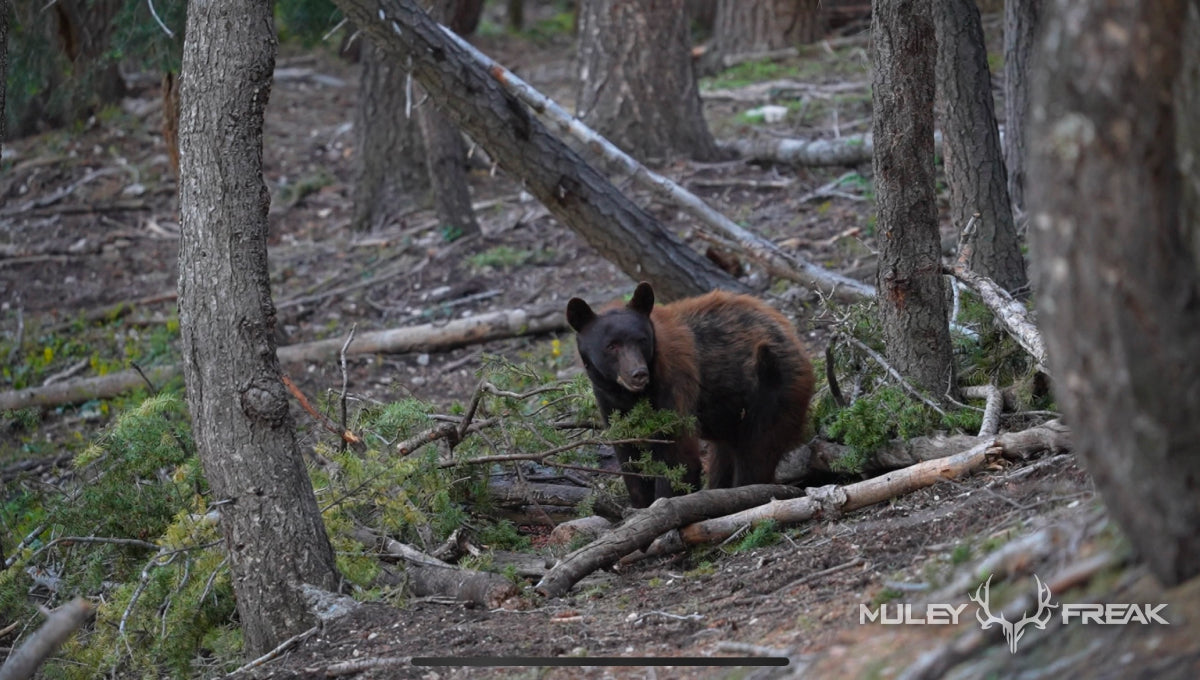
567;283;657;396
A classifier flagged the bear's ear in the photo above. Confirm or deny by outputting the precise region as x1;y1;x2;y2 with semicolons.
566;298;597;332
628;282;655;316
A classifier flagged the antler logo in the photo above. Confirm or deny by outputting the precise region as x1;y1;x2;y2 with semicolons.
969;574;1058;653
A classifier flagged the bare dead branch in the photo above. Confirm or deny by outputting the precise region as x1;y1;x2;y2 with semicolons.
0;304;568;412
947;264;1048;373
281;375;365;451
535;484;804;597
0;598;94;680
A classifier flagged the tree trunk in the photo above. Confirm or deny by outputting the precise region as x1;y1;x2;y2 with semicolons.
9;0;126;136
935;0;1028;294
178;0;341;656
352;40;429;232
576;0;719;162
712;0;822;57
331;0;742;301
1002;0;1039;223
871;0;956;397
1;0;7;154
418;0;482;240
1029;0;1200;587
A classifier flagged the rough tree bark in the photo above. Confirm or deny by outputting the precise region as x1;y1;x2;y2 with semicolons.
576;0;718;162
712;0;822;57
871;0;956;397
330;0;742;301
352;40;429;231
418;0;482;240
178;0;341;655
935;0;1027;294
1;0;7;156
1002;0;1039;223
1029;0;1200;586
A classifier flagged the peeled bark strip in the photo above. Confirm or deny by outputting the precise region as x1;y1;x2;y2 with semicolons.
535;484;803;597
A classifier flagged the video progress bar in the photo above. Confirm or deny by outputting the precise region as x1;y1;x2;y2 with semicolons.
413;657;789;667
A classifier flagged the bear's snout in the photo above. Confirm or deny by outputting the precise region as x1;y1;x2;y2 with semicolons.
615;346;650;393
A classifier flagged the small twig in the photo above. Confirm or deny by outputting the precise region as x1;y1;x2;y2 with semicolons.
145;0;175;38
842;336;948;416
770;556;865;596
25;536;159;566
197;556;229;608
825;342;847;407
280;375;365;451
338;325;357;453
118;552;178;640
41;359;89;387
229;625;318;675
437;438;671;469
455;380;488;447
394;417;499;457
130;361;161;395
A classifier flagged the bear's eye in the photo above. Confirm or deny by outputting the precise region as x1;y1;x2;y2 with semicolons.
606;342;617;352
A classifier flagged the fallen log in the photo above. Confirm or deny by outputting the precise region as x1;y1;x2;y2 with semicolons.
535;484;803;598
721;131;944;168
782;420;1069;479
354;529;519;608
488;479;625;520
0;305;567;412
640;421;1071;560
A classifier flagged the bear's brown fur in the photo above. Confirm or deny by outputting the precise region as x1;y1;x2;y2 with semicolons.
567;282;814;508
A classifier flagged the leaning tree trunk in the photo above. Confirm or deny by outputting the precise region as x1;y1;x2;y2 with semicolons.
576;0;719;162
178;0;342;656
871;0;956;398
331;0;742;301
352;40;430;231
1002;0;1039;224
935;0;1027;294
418;0;483;240
1029;0;1200;587
712;0;822;57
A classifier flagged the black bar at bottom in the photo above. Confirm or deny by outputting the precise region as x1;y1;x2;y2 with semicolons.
412;657;788;667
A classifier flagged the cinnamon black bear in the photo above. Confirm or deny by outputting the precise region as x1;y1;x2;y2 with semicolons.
566;282;814;508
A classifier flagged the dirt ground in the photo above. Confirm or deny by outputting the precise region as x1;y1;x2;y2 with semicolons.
3;9;1200;680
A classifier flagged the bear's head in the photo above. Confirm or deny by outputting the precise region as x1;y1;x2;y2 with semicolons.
566;282;657;394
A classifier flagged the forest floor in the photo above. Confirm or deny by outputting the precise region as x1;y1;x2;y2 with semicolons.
3;7;1200;680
